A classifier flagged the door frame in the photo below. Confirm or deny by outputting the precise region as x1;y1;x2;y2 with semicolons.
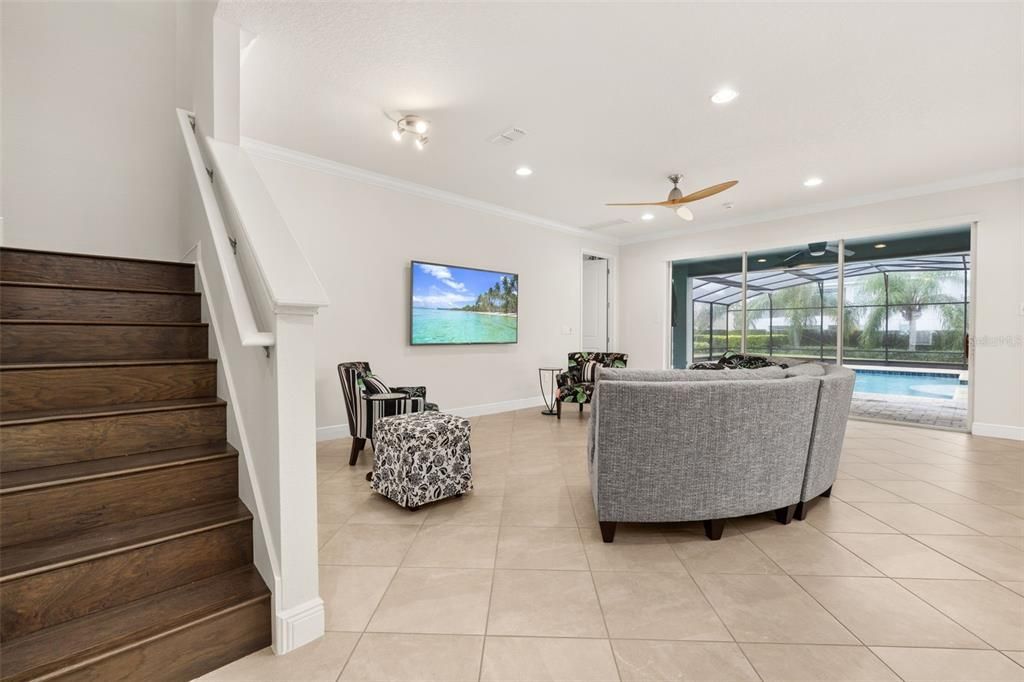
580;248;616;352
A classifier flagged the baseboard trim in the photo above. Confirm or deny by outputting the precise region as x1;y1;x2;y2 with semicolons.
316;396;546;441
316;423;351;441
273;597;325;654
447;396;546;418
971;422;1024;441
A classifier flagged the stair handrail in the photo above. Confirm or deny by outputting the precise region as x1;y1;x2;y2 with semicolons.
176;108;274;347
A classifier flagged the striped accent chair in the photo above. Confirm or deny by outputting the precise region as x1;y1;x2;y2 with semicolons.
337;362;439;466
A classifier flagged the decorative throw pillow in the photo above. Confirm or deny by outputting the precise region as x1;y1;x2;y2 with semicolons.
362;374;390;395
581;360;602;382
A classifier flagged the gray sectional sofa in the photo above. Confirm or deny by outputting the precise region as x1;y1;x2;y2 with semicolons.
588;362;855;542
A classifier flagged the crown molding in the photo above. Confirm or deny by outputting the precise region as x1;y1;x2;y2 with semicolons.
240;137;618;245
618;167;1024;247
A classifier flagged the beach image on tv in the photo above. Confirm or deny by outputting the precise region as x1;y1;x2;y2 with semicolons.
411;262;518;345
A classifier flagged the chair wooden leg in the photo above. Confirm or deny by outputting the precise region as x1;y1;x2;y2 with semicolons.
579;402;584;413
349;437;365;466
794;501;808;520
599;521;617;543
556;401;562;419
703;519;725;541
822;485;833;498
774;504;798;525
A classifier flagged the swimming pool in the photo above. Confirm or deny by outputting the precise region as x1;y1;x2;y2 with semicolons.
853;369;963;400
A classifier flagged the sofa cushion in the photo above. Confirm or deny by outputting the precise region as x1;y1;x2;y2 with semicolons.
785;363;826;377
599;366;785;382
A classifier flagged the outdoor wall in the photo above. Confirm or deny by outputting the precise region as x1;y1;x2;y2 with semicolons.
246;145;618;438
618;178;1024;439
1;1;183;260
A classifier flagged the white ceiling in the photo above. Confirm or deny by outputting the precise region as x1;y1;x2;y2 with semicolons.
219;1;1022;241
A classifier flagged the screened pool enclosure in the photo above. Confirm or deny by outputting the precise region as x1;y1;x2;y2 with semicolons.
671;228;971;370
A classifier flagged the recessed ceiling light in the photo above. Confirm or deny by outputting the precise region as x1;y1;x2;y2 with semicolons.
711;88;739;104
874;243;887;249
515;166;533;177
803;177;823;187
756;258;767;263
641;213;655;221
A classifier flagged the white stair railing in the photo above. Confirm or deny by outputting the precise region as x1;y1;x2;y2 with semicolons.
176;108;329;654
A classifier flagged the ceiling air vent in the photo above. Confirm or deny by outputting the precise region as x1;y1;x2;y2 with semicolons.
488;127;527;145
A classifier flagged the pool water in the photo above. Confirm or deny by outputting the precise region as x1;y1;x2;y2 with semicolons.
853;369;963;400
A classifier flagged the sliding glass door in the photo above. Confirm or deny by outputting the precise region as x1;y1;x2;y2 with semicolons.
668;226;972;429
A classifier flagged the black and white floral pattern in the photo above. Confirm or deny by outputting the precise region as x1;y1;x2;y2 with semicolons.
371;412;473;509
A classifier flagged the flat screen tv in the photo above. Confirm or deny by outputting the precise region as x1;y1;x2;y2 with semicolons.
410;261;518;345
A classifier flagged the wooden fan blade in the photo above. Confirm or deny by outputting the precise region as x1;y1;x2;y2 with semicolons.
678;180;738;204
605;201;672;207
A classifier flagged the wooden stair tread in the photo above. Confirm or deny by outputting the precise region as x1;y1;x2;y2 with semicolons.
0;565;269;681
0;442;236;493
0;358;216;371
0;499;252;580
1;396;226;426
0;246;197;269
0;280;201;296
0;319;207;327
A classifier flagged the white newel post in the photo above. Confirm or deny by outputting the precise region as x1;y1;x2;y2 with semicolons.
271;309;325;653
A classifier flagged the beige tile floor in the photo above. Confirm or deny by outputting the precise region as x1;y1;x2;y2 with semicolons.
203;408;1024;681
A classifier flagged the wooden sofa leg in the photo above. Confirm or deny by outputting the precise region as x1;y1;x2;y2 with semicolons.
703;519;725;541
579;402;584;414
774;504;798;525
599;521;617;543
794;501;808;521
349;437;365;466
556;401;562;419
821;485;833;498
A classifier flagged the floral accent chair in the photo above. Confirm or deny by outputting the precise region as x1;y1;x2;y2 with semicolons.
555;352;628;418
337;361;438;466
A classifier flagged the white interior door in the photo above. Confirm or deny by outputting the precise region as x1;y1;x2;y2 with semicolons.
582;258;609;352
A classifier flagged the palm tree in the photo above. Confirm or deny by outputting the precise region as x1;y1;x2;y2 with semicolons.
856;271;956;351
766;282;822;350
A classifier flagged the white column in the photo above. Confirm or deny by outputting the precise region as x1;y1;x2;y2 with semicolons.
270;309;324;653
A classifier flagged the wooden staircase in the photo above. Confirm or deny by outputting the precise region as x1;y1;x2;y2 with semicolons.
0;247;271;681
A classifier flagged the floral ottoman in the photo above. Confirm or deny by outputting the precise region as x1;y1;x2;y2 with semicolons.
371;411;473;510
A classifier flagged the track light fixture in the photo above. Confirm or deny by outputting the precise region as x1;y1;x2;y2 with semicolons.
391;114;430;150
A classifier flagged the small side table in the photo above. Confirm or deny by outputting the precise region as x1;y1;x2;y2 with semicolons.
538;367;561;416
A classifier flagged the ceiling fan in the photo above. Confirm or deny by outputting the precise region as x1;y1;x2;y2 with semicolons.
606;174;738;221
783;241;854;266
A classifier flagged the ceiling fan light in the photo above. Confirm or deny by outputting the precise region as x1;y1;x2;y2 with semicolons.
711;88;738;104
641;212;654;221
803;177;823;187
675;205;694;221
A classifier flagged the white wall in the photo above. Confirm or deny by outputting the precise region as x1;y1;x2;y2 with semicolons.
244;146;618;436
1;1;182;260
618;179;1024;438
